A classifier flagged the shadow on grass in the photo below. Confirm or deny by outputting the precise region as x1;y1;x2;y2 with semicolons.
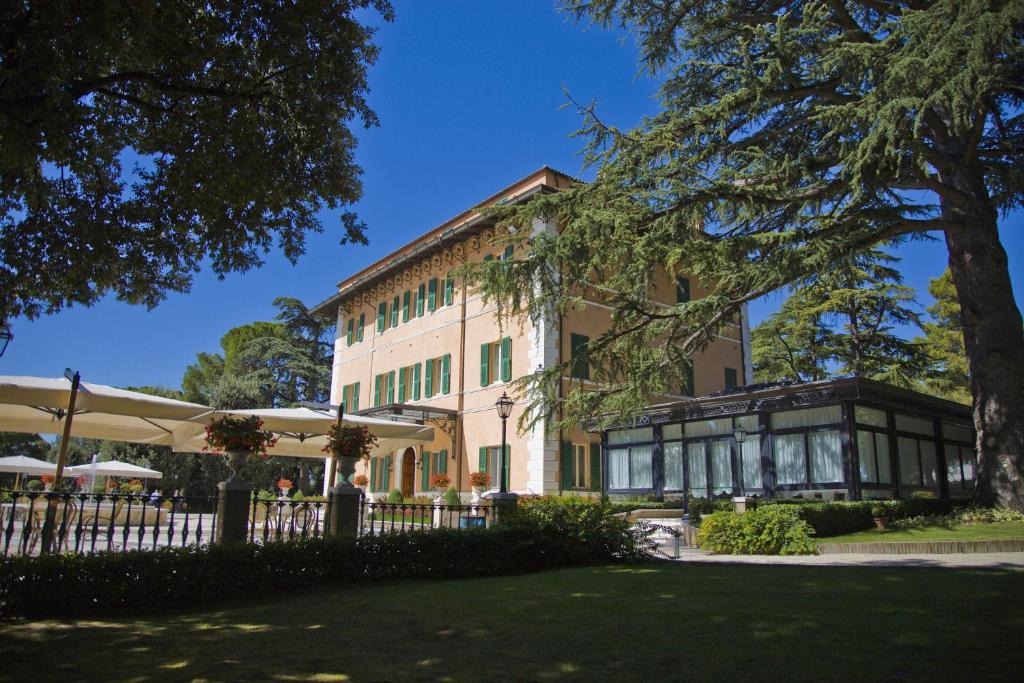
1;562;1021;682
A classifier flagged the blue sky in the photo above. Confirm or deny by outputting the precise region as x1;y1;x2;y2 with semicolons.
4;1;1022;389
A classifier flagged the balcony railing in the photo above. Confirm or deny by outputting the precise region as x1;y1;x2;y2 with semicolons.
360;500;494;536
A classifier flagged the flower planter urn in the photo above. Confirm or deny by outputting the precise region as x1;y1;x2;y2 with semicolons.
873;516;888;530
334;454;360;488
226;450;248;482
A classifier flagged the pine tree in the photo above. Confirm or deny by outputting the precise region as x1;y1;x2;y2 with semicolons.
917;269;972;404
479;1;1024;508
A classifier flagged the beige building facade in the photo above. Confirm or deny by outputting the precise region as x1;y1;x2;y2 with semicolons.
312;167;752;498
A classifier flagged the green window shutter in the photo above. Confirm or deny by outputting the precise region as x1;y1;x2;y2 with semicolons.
382;456;390;491
560;442;574;489
357;314;365;341
724;367;738;390
570;333;590;380
500;336;512;382
438;450;448;475
444;273;454;306
676;276;691;304
373;374;381;407
428;278;438;312
417;284;426;316
480;343;490;386
425;358;434;398
479;446;488;473
387;370;395;404
370;458;378;491
503;445;510;489
402;291;411;322
377;302;386;332
421;451;431;490
684;363;695;396
391;296;399;327
352;382;360;412
503;245;513;260
397;367;406;403
413;362;422;400
346;319;354;346
441;354;451;394
590;443;602;492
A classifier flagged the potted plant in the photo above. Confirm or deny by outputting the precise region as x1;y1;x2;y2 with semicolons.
430;473;452;495
322;424;379;488
353;474;369;491
469;471;490;495
277;478;294;500
871;503;889;530
204;415;278;480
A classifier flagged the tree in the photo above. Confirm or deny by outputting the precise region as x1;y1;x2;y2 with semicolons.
917;269;972;404
480;1;1024;508
0;432;49;460
753;252;930;386
0;0;394;321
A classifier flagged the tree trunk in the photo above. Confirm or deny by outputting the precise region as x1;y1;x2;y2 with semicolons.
944;210;1024;510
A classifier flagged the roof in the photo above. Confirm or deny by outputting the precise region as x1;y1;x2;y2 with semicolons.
310;165;581;317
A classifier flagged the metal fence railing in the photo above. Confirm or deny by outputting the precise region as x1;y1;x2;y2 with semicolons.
0;490;218;557
248;497;332;543
360;501;494;536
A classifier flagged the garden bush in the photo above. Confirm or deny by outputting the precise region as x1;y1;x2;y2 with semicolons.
386;489;404;504
697;507;817;555
767;498;957;537
443;487;461;506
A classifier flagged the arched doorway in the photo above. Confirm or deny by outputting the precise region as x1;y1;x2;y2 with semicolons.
401;447;416;498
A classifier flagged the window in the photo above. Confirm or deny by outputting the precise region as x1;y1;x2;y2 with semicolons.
724;367;738;390
676;276;690;303
341;382;360;412
397;366;412;403
357;313;365;342
371;455;391;492
390;296;399;327
855;405;888;428
444;272;455;306
479;445;510;489
377;302;387;333
499;245;514;260
664;442;684;490
402;291;411;322
771;428;843;486
895;413;935;436
857;430;893;484
710;440;732;492
570;333;590;380
607;427;654;445
687;443;707;497
773;433;806;485
943;422;973;443
419;450;449;490
416;283;426;317
480;337;511;386
770;406;842;429
944;443;977;490
424;354;451;398
427;278;438;312
739;438;762;494
607;445;653;489
346;319;354;346
898;436;939;488
685;418;732;438
561;443;592;489
373;372;395;407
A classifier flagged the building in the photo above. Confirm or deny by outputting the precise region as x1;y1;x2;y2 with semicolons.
597;377;977;501
311;167;752;497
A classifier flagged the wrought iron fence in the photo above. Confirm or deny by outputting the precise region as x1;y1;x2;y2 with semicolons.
248;497;332;543
0;490;218;557
360;500;494;536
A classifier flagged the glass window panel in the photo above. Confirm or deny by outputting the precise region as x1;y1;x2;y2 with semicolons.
944;444;963;484
684;418;732;438
855;405;888;428
874;433;892;484
734;415;759;432
662;424;683;440
942;422;974;444
664;442;684;490
919;440;938;487
770;405;842;429
629;446;653;489
710;440;732;491
961;446;976;482
773;434;807;485
857;430;877;482
687;443;707;490
608;449;630;488
895;413;935;436
608;427;654;445
898;437;921;486
740;439;762;493
809;430;843;483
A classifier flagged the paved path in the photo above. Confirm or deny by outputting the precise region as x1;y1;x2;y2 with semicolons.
666;547;1024;569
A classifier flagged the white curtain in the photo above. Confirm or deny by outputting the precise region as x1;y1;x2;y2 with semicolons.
770;405;842;430
685;418;732;438
919;440;938;487
630;446;653;488
740;439;762;492
664;442;684;490
608;448;630;488
898;437;920;486
809;430;843;483
895;413;934;436
773;434;806;484
855;405;888;428
711;440;732;491
874;433;892;484
608;427;654;445
944;444;962;484
687;443;706;490
857;430;877;482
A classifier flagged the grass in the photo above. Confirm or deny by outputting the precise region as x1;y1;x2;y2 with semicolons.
1;562;1021;682
821;521;1024;544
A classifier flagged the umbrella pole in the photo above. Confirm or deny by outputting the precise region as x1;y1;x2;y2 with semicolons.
42;370;80;554
328;402;345;488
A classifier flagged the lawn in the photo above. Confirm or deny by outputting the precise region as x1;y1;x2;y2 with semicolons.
0;562;1021;682
821;521;1024;544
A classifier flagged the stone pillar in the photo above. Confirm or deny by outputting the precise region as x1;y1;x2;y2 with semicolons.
215;477;253;544
489;491;519;524
327;484;364;538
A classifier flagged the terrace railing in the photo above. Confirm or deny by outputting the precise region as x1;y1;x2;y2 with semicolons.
360;500;494;536
0;490;218;557
248;497;332;543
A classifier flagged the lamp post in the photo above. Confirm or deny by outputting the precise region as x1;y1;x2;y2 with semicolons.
491;392;518;514
0;321;12;357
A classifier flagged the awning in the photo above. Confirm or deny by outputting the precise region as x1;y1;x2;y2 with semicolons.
0;455;58;476
66;460;163;480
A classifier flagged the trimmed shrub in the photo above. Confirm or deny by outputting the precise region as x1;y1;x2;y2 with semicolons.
697;507;817;555
386;489;404;504
768;498;956;537
443;487;461;506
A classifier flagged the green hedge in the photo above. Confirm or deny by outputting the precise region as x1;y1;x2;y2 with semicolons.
772;498;955;537
697;507;817;555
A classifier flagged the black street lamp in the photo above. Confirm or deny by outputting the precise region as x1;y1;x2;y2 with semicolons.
495;392;514;493
0;321;12;358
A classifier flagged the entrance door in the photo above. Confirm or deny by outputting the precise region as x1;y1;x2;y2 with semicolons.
401;447;415;498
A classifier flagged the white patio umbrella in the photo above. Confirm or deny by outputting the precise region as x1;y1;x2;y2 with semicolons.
66;460;163;479
0;455;58;476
